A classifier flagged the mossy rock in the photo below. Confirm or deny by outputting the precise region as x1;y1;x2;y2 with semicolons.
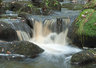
5;1;41;14
62;3;84;10
41;0;61;11
68;9;96;47
20;5;41;14
84;0;96;9
71;49;96;65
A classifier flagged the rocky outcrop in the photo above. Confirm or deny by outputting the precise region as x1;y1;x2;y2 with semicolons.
71;49;96;65
0;41;44;60
68;9;96;48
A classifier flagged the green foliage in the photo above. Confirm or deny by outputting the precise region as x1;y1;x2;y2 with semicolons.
41;0;61;10
75;9;96;37
28;4;33;7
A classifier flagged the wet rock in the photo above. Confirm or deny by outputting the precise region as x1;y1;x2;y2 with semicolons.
20;5;41;14
71;49;96;65
0;19;33;41
62;3;83;10
18;12;34;29
4;1;41;14
0;41;44;59
31;0;42;3
41;0;61;15
0;21;18;41
57;0;63;2
31;0;42;7
9;2;23;11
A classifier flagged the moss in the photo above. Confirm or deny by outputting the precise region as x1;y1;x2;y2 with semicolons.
62;3;84;10
75;9;96;37
41;0;61;10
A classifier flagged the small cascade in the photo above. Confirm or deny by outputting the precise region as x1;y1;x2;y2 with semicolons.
29;17;81;68
0;19;32;41
29;17;81;56
31;18;70;44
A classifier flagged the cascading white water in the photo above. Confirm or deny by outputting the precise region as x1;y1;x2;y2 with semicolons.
29;18;81;68
30;18;81;55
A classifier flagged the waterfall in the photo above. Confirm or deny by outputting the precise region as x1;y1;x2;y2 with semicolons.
30;18;81;55
28;17;81;68
31;18;69;44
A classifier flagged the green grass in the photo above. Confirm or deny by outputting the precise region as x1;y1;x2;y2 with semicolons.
76;9;96;37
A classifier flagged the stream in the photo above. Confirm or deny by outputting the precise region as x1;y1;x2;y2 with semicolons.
0;0;96;68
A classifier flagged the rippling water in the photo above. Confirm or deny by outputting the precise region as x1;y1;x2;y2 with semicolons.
0;45;81;68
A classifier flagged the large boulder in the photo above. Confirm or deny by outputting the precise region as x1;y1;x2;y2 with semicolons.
0;41;44;59
68;9;96;48
71;49;96;65
0;19;33;41
0;21;18;41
